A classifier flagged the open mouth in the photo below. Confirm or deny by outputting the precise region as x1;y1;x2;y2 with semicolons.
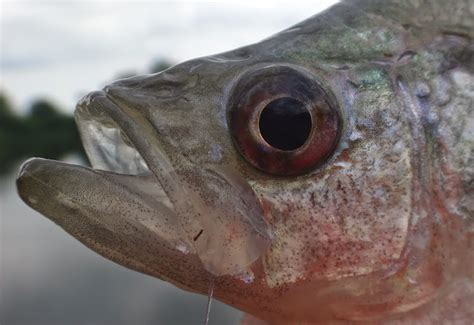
75;90;151;176
17;88;273;280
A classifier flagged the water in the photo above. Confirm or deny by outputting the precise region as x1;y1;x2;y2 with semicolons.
0;164;242;324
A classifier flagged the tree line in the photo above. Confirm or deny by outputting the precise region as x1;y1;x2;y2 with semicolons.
0;60;173;175
0;94;87;175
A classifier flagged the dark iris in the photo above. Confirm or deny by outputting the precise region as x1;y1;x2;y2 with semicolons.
258;97;312;151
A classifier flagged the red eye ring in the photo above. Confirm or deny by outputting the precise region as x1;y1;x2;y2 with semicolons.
229;65;341;176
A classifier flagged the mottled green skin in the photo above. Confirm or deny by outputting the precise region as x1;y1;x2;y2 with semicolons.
17;0;473;323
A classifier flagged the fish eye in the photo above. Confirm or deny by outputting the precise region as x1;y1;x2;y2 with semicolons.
229;66;341;175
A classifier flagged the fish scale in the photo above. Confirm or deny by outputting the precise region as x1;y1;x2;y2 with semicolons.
17;0;473;323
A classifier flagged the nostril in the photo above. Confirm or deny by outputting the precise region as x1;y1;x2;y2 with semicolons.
104;85;118;96
102;85;129;104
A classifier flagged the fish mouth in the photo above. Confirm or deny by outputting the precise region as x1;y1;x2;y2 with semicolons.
75;90;152;176
17;87;272;281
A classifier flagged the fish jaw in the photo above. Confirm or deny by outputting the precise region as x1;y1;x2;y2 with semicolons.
15;158;207;288
17;84;273;277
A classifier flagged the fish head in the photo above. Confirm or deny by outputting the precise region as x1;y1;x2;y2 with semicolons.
16;3;472;323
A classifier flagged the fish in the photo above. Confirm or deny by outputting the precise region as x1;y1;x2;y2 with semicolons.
16;0;474;323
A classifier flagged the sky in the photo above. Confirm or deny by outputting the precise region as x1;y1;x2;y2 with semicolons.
1;0;338;113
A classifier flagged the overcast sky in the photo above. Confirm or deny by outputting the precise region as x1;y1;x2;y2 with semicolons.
1;0;337;113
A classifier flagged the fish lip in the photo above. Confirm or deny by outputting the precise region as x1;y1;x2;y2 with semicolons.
77;85;174;178
75;88;179;215
77;89;107;108
16;157;49;204
17;157;41;181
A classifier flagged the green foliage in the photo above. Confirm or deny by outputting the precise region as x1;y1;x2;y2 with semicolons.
0;57;175;175
0;93;87;175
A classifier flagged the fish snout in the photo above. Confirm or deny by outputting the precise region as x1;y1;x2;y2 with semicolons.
74;80;274;278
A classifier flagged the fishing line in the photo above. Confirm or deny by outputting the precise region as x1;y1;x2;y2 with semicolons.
203;277;215;325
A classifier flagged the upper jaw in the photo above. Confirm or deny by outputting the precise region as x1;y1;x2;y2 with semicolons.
75;89;152;176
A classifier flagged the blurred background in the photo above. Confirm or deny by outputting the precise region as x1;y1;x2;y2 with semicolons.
0;1;336;324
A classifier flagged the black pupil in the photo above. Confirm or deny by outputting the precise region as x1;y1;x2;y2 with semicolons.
259;97;312;151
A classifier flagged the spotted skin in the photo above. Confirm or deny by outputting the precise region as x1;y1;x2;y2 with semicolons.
17;0;473;323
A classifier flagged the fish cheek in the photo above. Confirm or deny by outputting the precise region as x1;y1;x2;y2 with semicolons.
260;86;414;291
